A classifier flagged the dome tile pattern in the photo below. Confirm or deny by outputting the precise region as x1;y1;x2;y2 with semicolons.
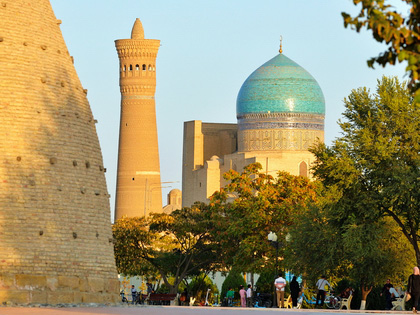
237;54;325;116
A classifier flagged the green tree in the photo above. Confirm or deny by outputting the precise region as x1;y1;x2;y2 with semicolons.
209;163;319;275
112;204;221;294
221;269;246;299
342;1;420;100
310;76;420;266
187;273;219;304
255;269;276;294
293;76;418;308
289;201;414;309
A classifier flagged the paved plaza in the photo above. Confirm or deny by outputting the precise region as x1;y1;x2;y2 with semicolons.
0;306;409;315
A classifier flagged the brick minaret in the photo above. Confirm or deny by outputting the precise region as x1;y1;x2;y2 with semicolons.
114;19;162;220
0;0;118;304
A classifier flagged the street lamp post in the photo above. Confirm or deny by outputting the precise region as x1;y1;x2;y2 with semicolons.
268;232;279;274
268;231;280;308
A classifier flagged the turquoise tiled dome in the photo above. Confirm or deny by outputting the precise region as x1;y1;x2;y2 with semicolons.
236;54;325;116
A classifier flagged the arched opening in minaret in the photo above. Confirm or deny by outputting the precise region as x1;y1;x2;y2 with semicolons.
129;65;133;71
148;64;152;71
123;65;126;72
142;64;146;71
135;64;139;71
299;161;308;178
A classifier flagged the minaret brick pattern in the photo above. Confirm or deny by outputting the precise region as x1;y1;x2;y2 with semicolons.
114;19;162;220
0;0;119;304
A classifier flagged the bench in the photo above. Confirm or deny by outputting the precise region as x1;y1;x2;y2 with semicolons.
391;293;406;311
339;294;352;310
144;293;177;305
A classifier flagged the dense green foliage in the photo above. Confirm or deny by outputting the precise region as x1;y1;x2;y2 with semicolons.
221;269;246;299
188;273;219;304
209;163;319;274
113;205;222;293
343;1;420;101
287;77;417;307
255;270;276;294
310;76;420;267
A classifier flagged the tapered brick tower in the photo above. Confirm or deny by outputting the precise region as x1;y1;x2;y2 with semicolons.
114;19;162;220
0;0;119;304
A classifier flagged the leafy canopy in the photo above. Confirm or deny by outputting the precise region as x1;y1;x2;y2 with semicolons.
343;1;420;100
113;204;222;294
209;163;319;274
309;76;420;266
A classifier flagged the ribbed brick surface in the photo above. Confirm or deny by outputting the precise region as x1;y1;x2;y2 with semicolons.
114;19;162;220
0;0;118;304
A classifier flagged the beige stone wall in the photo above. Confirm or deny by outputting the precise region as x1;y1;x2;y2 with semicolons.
0;0;118;304
182;121;237;207
182;119;324;205
114;20;162;219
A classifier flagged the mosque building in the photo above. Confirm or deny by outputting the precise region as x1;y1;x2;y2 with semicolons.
182;45;325;207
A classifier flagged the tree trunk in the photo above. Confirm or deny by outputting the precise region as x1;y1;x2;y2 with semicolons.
415;243;420;267
360;285;372;310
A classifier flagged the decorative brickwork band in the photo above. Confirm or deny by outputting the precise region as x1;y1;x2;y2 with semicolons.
239;121;324;131
239;129;324;151
238;112;324;152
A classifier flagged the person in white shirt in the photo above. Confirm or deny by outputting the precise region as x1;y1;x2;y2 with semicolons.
315;275;331;306
274;273;287;308
246;284;253;307
389;286;399;299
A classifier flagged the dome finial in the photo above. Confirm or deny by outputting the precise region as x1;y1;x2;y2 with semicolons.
131;18;144;40
279;35;283;54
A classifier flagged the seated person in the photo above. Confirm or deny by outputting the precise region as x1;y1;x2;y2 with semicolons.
340;287;353;299
389;287;399;300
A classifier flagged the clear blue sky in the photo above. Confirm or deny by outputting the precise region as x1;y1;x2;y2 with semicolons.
50;0;408;220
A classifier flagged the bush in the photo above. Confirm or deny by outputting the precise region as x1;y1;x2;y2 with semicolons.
221;269;246;299
188;273;219;304
255;270;276;294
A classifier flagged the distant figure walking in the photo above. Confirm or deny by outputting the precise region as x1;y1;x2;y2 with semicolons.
130;285;137;305
407;267;420;313
315;275;331;307
380;279;394;310
239;285;246;307
290;276;300;308
246;284;253;307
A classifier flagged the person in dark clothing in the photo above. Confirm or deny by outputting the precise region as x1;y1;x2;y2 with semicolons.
290;276;300;308
180;288;189;306
146;282;154;295
380;279;393;310
340;287;353;299
130;285;137;305
315;275;331;306
408;267;420;314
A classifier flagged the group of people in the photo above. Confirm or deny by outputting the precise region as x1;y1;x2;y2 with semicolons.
129;265;420;311
274;273;332;308
275;273;354;308
382;267;420;313
128;282;154;305
226;284;253;307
